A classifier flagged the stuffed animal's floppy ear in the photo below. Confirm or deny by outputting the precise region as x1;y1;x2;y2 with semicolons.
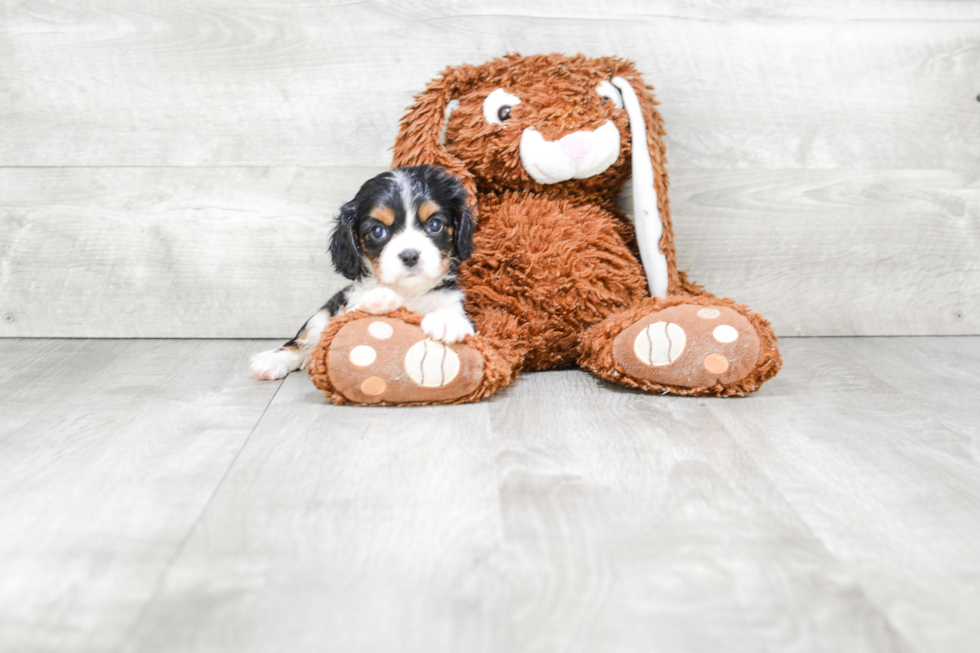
391;65;480;218
611;68;680;298
329;200;364;281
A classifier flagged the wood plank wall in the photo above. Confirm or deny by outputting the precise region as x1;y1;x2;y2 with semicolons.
1;0;978;337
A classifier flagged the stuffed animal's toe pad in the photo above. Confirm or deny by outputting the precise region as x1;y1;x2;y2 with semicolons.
326;316;484;404
613;305;761;389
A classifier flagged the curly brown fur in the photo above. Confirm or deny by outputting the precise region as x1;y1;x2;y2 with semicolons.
461;191;650;370
392;53;685;288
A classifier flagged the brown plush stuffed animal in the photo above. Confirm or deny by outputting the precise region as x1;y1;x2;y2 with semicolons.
308;53;781;404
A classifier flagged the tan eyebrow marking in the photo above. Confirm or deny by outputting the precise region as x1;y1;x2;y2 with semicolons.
369;205;395;226
418;200;440;222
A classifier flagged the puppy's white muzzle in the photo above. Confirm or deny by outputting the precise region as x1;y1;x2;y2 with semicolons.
377;229;446;292
519;120;621;185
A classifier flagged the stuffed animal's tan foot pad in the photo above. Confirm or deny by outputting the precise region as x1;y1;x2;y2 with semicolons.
326;317;484;404
613;305;761;388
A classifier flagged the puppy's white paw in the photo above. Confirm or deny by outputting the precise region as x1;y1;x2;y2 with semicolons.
421;309;475;344
356;287;403;314
250;348;300;380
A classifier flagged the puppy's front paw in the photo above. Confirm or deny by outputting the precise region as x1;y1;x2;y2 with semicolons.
421;309;475;344
356;287;403;315
250;348;297;380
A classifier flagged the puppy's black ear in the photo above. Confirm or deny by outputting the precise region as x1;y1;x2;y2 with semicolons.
452;200;475;262
329;200;364;280
438;168;475;261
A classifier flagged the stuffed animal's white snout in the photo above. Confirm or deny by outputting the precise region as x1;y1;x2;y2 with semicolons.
520;120;621;185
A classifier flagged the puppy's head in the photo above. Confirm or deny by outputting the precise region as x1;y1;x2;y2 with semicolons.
329;165;475;292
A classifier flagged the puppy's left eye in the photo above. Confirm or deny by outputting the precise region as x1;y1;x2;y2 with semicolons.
370;225;388;240
425;219;444;234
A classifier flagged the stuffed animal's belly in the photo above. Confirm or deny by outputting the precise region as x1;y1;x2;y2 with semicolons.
459;194;649;370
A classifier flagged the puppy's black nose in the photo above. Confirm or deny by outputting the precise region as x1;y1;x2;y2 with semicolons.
399;249;420;268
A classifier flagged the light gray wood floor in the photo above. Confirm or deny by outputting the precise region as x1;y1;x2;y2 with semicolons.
1;337;978;653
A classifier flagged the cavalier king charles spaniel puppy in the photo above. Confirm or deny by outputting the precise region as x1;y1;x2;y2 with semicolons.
250;165;475;380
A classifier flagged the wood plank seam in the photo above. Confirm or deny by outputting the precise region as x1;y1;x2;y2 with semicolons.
718;419;924;653
112;376;288;653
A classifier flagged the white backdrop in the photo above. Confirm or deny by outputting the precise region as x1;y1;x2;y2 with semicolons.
1;0;977;337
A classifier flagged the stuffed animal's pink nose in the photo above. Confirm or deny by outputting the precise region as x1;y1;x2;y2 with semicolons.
559;132;592;162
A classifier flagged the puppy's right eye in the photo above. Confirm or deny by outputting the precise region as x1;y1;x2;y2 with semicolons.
370;225;388;240
483;88;522;125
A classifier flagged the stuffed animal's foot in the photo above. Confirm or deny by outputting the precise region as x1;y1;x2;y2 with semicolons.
614;304;760;389
307;313;489;405
580;300;781;396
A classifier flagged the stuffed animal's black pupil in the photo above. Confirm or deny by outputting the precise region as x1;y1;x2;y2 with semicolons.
372;225;387;239
497;105;512;121
426;219;443;233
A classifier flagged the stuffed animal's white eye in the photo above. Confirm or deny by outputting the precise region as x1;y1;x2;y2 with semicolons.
483;88;522;125
596;80;624;109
